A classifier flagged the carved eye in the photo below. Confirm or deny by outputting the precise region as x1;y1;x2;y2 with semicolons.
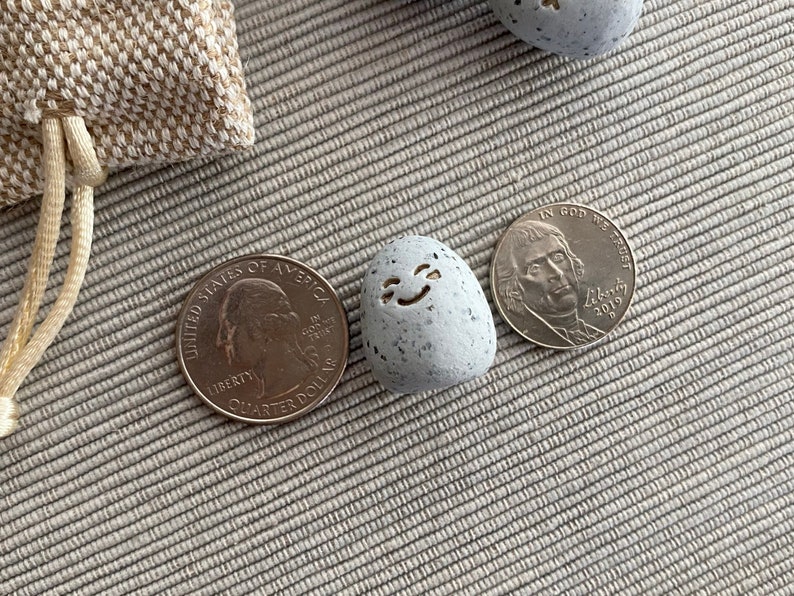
414;263;441;279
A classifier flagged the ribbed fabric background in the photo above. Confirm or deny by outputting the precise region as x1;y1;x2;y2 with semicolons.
2;0;792;593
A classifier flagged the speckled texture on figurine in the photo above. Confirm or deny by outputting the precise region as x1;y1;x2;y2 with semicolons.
488;0;643;59
360;236;497;394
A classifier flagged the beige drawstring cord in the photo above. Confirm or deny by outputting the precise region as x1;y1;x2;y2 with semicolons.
0;116;105;437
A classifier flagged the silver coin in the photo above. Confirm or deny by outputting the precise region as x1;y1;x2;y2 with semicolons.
176;255;349;423
491;203;636;349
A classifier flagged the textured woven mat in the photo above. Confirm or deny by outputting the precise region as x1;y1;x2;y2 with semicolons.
2;0;793;593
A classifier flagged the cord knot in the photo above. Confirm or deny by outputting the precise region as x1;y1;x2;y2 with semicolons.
63;116;107;187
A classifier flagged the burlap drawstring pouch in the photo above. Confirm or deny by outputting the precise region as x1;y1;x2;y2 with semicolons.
0;1;254;436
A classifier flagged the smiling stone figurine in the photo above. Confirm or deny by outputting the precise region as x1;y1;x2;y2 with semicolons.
360;236;497;394
488;0;643;59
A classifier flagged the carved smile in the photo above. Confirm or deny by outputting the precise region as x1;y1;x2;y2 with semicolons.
397;285;430;306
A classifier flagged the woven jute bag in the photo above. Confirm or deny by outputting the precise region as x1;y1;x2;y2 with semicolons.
0;1;254;436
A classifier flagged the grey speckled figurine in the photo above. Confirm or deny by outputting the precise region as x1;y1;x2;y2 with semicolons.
488;0;643;59
360;236;497;394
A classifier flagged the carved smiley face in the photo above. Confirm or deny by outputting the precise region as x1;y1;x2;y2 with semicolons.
360;235;497;394
381;263;442;306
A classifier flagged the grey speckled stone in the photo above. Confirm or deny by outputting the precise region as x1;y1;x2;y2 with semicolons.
488;0;642;59
360;236;497;394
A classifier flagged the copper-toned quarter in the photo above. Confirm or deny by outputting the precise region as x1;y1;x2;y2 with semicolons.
491;203;635;349
176;255;349;423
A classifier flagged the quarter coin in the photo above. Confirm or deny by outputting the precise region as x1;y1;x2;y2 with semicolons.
176;255;349;423
491;203;635;349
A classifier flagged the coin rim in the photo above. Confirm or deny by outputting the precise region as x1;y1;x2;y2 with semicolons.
175;254;349;424
490;203;637;350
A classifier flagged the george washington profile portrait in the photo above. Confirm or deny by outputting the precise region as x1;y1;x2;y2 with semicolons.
216;278;319;399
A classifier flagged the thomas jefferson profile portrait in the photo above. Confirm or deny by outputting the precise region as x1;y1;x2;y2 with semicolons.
216;279;318;398
495;220;604;347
